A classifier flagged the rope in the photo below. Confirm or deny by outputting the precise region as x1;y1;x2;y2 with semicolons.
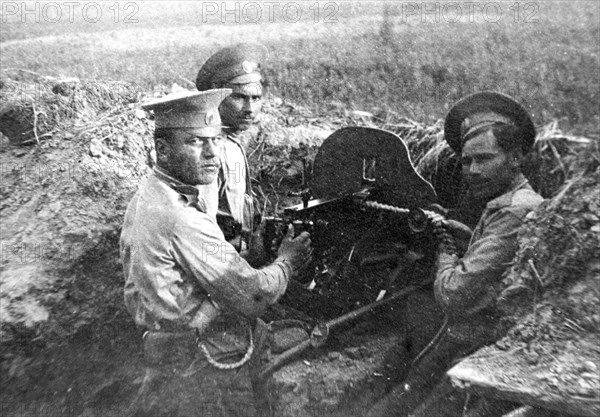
198;326;254;370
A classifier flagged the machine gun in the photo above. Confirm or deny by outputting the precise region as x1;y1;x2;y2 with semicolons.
263;127;445;321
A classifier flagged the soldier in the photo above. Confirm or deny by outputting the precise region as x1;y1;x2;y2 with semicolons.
368;92;544;417
195;43;268;258
121;89;312;417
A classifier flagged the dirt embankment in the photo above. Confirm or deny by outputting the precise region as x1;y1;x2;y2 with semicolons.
1;78;153;346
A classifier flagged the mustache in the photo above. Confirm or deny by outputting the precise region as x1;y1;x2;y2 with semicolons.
198;159;220;167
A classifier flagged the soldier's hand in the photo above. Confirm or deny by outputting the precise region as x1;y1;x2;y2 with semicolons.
427;203;449;217
277;224;313;273
427;204;472;255
444;219;472;240
443;219;472;254
434;219;472;256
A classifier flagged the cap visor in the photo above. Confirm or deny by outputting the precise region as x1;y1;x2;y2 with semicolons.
184;126;222;137
228;73;262;85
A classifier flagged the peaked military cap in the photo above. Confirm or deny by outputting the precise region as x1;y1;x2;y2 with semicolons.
444;91;536;154
141;89;232;137
196;43;268;91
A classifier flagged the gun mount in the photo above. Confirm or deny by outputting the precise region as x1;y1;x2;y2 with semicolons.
265;127;443;321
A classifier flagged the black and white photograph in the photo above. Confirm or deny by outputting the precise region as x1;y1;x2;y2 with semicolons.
1;1;599;416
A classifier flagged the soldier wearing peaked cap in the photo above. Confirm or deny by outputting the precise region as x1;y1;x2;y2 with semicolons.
444;91;537;156
196;43;269;261
196;43;267;94
368;92;543;417
120;89;312;417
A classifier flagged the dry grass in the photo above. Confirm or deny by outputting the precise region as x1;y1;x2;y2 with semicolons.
0;76;140;144
1;75;593;203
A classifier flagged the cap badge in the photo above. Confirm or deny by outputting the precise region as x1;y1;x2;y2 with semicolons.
205;110;216;126
241;61;254;74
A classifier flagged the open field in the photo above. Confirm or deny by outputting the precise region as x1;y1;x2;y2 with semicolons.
1;1;599;133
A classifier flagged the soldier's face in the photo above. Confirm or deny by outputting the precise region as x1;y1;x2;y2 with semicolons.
160;130;222;185
219;82;263;131
461;129;519;200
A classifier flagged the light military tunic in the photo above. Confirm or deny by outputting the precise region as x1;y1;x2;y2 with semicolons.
218;132;254;234
196;131;255;248
121;168;290;330
434;173;543;343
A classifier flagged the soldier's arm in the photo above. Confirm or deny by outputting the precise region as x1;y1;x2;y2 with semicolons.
433;208;524;316
171;212;292;318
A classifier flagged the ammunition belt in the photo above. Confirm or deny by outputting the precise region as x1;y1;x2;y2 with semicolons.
363;200;456;252
362;200;445;225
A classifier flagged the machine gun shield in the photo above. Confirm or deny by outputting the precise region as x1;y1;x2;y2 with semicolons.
265;127;441;320
311;127;436;208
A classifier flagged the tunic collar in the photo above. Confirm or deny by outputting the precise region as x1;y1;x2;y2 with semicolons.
486;173;530;210
223;126;258;150
153;166;208;213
